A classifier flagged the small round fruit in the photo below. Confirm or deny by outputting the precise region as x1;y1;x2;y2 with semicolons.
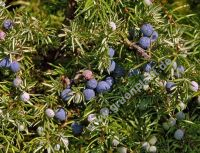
13;77;22;87
143;0;153;5
55;108;67;122
10;61;20;73
149;146;157;153
174;129;184;140
3;19;13;30
45;108;55;118
86;79;97;89
0;2;5;7
144;63;152;72
113;64;125;77
37;126;45;136
162;122;170;130
54;144;60;151
82;70;93;80
61;89;72;101
178;102;186;110
83;89;95;101
108;60;116;72
117;147;127;153
18;124;25;132
71;122;83;135
142;142;150;151
151;31;158;42
0;58;11;68
190;81;198;92
109;21;116;31
168;117;176;127
100;107;109;116
0;31;6;40
176;65;185;74
128;69;140;77
139;37;151;49
20;92;30;102
61;137;69;147
172;62;177;69
105;76;114;86
96;81;110;93
140;23;154;37
109;48;115;58
148;136;157;145
87;114;96;122
165;82;176;92
176;111;185;120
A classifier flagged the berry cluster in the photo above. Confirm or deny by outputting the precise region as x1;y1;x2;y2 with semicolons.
45;107;83;136
0;1;199;152
108;48;125;77
142;136;157;153
60;69;114;103
139;23;158;49
0;19;13;40
0;19;30;103
45;66;115;136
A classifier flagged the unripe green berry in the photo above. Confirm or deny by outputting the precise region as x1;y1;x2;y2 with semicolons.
148;136;157;145
149;146;157;153
18;124;25;131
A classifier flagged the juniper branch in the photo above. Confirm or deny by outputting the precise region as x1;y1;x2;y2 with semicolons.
124;38;151;60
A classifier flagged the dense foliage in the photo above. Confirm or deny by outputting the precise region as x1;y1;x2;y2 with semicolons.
0;0;200;153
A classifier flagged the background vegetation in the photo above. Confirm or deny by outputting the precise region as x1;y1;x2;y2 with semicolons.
0;0;200;152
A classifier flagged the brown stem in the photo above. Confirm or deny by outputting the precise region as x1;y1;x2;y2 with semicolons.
124;38;151;59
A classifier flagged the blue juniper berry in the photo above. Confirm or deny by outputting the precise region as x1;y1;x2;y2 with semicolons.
10;61;20;73
86;79;97;89
176;111;185;120
105;76;114;86
3;19;13;30
112;64;125;77
139;37;151;49
0;58;11;68
108;48;115;58
108;60;116;72
151;31;158;42
55;107;66;122
83;89;95;101
166;81;176;92
174;129;184;140
61;88;72;101
140;23;154;37
96;81;111;93
71;122;83;135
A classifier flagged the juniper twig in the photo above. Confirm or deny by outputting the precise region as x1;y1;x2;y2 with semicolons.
124;38;151;59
